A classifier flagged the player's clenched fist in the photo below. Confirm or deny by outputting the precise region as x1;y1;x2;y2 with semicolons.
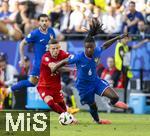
48;62;56;72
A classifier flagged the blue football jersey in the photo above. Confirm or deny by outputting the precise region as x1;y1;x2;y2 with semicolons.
68;46;103;82
25;27;55;68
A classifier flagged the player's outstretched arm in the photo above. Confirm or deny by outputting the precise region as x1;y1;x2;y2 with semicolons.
58;67;74;73
50;59;69;73
102;33;128;50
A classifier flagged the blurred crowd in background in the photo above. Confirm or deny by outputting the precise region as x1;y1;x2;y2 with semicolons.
0;0;149;38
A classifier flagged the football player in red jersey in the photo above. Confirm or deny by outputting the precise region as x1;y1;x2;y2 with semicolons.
37;39;70;114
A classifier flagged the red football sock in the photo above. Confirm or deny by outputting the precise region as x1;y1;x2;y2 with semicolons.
58;101;67;112
47;100;65;114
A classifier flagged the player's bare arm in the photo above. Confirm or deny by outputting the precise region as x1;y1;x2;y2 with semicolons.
102;33;128;50
58;66;74;73
19;39;28;67
50;59;69;73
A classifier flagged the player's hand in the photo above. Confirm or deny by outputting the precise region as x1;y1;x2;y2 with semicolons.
118;33;128;39
19;57;25;67
48;62;57;73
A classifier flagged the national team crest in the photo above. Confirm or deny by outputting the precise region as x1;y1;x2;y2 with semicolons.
45;57;49;62
94;58;99;63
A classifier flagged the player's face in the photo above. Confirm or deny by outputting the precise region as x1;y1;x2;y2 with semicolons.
39;17;49;31
49;44;60;58
84;42;96;58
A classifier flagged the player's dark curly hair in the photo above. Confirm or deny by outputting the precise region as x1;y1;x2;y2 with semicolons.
84;18;103;43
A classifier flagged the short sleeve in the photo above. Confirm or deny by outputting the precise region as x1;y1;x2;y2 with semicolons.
60;50;70;59
42;55;50;66
136;12;144;21
68;54;79;64
25;31;36;44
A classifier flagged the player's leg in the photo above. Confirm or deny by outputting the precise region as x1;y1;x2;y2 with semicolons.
80;91;111;124
2;76;38;98
88;102;99;123
58;101;67;112
54;90;67;112
97;79;128;109
88;102;112;124
37;87;66;114
44;96;65;114
1;66;39;98
102;87;128;109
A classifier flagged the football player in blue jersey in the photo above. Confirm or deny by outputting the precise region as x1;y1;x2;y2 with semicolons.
50;19;129;124
1;14;56;97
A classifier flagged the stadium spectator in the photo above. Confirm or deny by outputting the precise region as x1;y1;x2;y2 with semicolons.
101;57;120;88
122;1;144;34
115;35;148;90
0;0;23;40
68;4;85;33
19;55;31;76
102;6;122;34
0;52;18;109
96;62;105;77
136;21;150;40
60;2;72;33
0;1;11;21
0;20;23;40
144;0;150;25
92;6;101;21
49;4;62;29
14;1;36;35
0;52;18;87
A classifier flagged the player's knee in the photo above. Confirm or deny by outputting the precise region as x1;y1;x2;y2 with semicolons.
110;96;119;105
44;95;53;104
28;76;38;85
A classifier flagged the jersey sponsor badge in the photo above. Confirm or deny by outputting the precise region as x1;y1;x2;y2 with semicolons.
94;58;99;63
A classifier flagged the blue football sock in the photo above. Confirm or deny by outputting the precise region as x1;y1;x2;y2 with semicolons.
11;80;35;92
89;103;99;122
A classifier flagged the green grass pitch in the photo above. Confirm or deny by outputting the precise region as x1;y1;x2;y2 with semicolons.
50;111;150;136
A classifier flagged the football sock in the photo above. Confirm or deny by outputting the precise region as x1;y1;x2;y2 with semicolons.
47;100;65;114
11;80;35;92
89;103;99;122
58;101;67;112
71;95;76;108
